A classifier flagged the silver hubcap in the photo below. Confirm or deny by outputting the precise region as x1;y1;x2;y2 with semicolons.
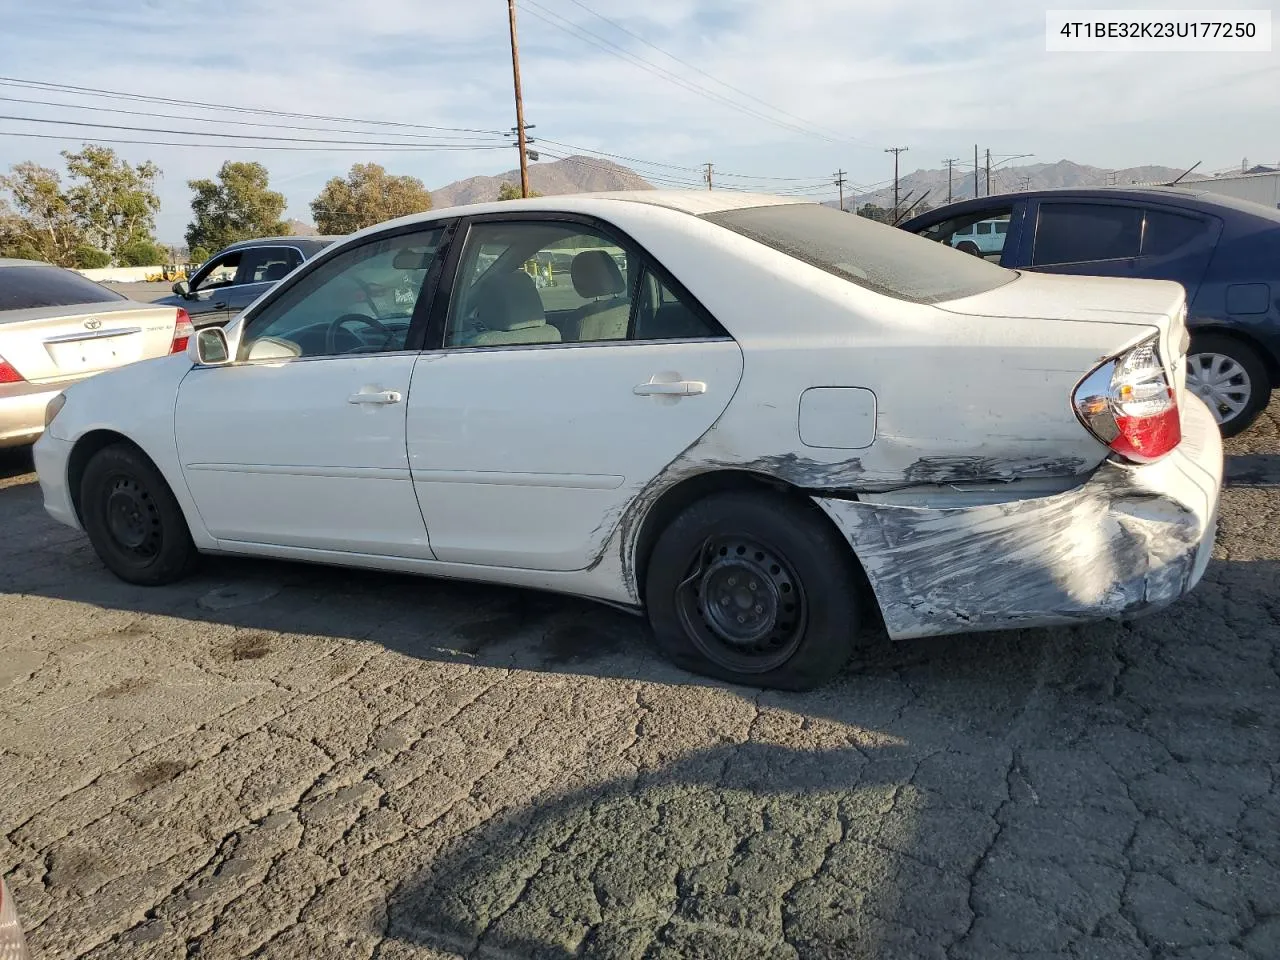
1186;352;1252;424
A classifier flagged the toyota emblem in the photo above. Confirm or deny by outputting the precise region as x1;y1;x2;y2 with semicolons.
83;318;102;330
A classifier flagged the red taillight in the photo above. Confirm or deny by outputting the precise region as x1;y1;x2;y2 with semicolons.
0;357;25;384
1073;334;1181;463
170;308;194;354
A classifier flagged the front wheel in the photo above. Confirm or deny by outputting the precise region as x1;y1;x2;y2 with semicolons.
1186;334;1270;438
80;443;200;585
644;491;862;691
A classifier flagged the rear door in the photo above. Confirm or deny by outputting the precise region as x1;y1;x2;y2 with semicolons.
0;266;176;383
406;214;744;571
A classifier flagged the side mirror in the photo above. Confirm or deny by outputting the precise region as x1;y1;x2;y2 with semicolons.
191;327;231;366
172;279;191;299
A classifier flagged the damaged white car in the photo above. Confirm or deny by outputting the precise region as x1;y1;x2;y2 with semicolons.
33;192;1223;690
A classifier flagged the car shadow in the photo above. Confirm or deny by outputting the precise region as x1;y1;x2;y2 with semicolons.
3;469;1275;956
1224;452;1280;486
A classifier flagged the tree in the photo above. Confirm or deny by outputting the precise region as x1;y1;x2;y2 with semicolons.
0;162;83;265
73;246;111;269
497;181;542;201
61;146;161;260
855;203;893;223
310;163;432;233
186;161;288;253
118;238;166;266
189;246;211;265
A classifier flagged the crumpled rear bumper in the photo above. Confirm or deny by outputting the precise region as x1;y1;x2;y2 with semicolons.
814;396;1223;641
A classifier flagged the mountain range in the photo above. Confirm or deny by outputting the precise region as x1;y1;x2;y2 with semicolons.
430;155;653;208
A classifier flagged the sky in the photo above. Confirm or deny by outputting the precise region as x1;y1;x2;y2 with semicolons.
1;0;1277;244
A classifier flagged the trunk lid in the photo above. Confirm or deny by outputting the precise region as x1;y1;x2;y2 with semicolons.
0;300;179;383
936;271;1189;409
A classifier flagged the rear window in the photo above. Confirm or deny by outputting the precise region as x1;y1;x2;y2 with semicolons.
0;265;127;311
703;203;1015;304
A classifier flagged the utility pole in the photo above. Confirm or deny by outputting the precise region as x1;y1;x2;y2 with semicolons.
506;0;530;198
974;144;979;199
833;169;847;210
885;146;908;216
943;158;959;202
985;148;992;197
703;162;714;190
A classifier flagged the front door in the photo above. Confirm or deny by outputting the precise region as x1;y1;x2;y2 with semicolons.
175;225;449;558
407;216;745;571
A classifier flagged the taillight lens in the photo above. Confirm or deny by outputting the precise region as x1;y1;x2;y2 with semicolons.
1074;334;1181;463
0;356;25;384
0;877;31;959
171;308;194;354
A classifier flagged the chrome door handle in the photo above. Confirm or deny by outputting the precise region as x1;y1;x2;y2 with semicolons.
347;390;402;405
634;380;707;397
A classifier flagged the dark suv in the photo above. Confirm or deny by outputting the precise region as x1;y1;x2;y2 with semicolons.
157;236;338;328
902;187;1280;436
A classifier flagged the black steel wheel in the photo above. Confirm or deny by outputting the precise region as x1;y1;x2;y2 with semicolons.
80;443;199;585
646;490;862;690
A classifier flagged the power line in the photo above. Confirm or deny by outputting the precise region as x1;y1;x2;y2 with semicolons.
557;0;870;146
0;76;508;136
0;94;505;142
0;113;506;148
0;129;512;152
518;0;845;144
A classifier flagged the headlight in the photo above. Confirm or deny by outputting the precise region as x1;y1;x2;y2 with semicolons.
44;393;66;428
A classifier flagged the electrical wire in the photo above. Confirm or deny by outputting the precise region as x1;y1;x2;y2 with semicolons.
518;0;843;144
0;129;512;152
558;0;873;147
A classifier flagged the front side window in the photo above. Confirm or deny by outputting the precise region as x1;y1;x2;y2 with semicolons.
708;203;1015;302
193;251;242;291
239;228;444;360
912;207;1014;263
1032;203;1143;266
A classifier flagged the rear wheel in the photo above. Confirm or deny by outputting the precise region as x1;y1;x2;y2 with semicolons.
1186;334;1270;437
644;491;861;690
80;443;199;585
955;240;981;256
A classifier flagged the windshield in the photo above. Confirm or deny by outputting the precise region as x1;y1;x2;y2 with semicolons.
704;203;1016;304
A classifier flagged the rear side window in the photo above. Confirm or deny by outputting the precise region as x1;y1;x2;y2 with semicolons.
1142;209;1212;257
704;203;1015;304
1032;203;1143;266
0;265;126;310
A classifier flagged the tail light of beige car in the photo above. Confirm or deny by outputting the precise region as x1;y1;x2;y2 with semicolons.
0;357;24;385
0;877;30;959
1073;334;1181;463
170;308;194;354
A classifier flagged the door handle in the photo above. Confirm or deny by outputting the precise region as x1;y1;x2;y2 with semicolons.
347;390;402;405
634;380;707;397
213;300;227;309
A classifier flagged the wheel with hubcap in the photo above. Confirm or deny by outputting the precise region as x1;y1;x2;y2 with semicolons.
1185;334;1270;438
80;443;200;585
645;490;862;690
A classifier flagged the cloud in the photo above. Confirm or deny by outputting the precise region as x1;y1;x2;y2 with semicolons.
1;0;1276;242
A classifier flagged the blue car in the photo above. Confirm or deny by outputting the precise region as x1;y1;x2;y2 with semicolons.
902;187;1280;436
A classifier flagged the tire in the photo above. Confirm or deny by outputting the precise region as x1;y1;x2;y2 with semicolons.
955;240;981;256
1186;334;1270;438
79;443;199;585
644;490;862;691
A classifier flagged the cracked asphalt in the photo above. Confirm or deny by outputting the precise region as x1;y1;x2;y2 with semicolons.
2;404;1279;960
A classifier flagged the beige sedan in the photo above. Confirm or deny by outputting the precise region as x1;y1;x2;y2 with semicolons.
0;259;192;447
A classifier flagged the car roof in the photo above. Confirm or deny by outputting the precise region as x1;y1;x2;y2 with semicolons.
220;236;341;251
0;257;61;268
902;185;1280;228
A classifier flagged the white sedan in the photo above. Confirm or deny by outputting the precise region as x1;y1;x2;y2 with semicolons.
33;192;1223;689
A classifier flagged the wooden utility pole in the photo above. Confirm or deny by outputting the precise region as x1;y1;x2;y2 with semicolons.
833;169;847;210
885;146;908;216
943;158;959;202
973;144;979;198
506;0;530;198
703;162;714;190
985;148;992;197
